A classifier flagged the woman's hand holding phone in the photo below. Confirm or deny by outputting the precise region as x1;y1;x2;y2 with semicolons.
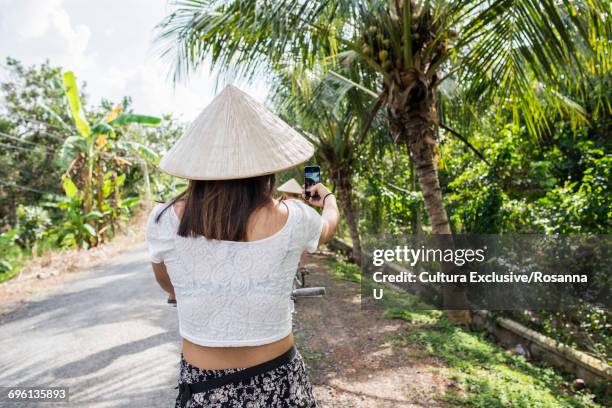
302;182;339;245
302;183;331;208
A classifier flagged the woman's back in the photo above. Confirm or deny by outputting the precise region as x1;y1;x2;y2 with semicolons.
147;198;323;367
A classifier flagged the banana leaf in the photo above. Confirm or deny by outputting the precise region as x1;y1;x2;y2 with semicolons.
116;174;126;187
58;135;87;165
120;196;140;208
62;177;79;199
40;103;74;134
109;114;161;127
62;71;91;138
85;211;103;220
82;224;96;237
91;122;116;137
102;178;113;197
117;140;159;160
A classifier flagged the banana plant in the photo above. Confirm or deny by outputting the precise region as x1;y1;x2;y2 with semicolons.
54;71;161;245
43;177;103;249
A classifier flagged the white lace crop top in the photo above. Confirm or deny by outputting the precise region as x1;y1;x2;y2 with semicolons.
145;199;324;347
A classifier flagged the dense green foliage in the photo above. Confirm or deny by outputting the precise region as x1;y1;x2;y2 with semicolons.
0;0;608;397
0;58;183;276
0;58;69;223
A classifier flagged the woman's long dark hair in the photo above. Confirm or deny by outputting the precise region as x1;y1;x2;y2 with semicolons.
156;175;276;241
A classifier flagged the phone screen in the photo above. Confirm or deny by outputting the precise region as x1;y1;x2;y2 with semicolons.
304;165;320;199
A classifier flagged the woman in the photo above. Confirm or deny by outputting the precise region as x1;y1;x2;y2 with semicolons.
276;178;303;200
276;177;314;288
146;85;340;408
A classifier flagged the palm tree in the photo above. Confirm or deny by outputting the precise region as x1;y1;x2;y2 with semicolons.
156;0;606;322
271;73;381;264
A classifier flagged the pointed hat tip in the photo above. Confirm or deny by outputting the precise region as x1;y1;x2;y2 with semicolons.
218;84;251;100
222;83;241;93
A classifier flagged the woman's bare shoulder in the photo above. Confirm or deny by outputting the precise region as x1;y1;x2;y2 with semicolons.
173;199;186;219
254;199;289;222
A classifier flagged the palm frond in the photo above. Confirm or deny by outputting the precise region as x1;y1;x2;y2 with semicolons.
456;0;608;136
155;0;355;82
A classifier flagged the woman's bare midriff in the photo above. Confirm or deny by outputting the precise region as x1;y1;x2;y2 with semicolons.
182;333;295;370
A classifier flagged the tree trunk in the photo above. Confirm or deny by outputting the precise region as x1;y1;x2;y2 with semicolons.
141;159;152;202
82;153;95;247
387;75;451;233
110;170;119;235
83;166;93;214
410;158;423;235
333;169;362;265
95;160;105;243
83;150;94;215
386;73;470;324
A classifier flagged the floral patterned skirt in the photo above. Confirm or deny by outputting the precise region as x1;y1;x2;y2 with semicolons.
175;347;317;408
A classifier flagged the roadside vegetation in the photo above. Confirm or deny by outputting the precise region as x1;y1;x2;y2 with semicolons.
327;257;609;407
0;58;184;282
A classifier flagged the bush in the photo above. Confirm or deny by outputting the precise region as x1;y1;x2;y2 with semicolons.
13;205;51;250
0;229;25;283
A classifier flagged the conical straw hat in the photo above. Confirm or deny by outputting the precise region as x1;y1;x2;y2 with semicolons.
159;85;314;180
277;178;302;194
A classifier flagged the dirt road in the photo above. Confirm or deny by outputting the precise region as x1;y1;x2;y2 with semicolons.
295;254;453;407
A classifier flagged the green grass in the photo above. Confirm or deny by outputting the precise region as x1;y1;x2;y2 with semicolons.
0;237;29;284
0;267;20;284
404;319;607;407
327;256;609;408
326;256;361;282
383;287;607;407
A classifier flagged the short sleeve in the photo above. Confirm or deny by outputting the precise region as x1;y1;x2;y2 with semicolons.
145;203;175;263
300;202;324;253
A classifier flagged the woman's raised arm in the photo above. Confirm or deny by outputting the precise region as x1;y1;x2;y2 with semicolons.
304;183;339;245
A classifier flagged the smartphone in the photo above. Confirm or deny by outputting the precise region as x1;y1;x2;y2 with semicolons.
304;165;321;200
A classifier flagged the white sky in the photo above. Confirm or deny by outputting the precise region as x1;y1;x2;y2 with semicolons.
0;0;268;122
